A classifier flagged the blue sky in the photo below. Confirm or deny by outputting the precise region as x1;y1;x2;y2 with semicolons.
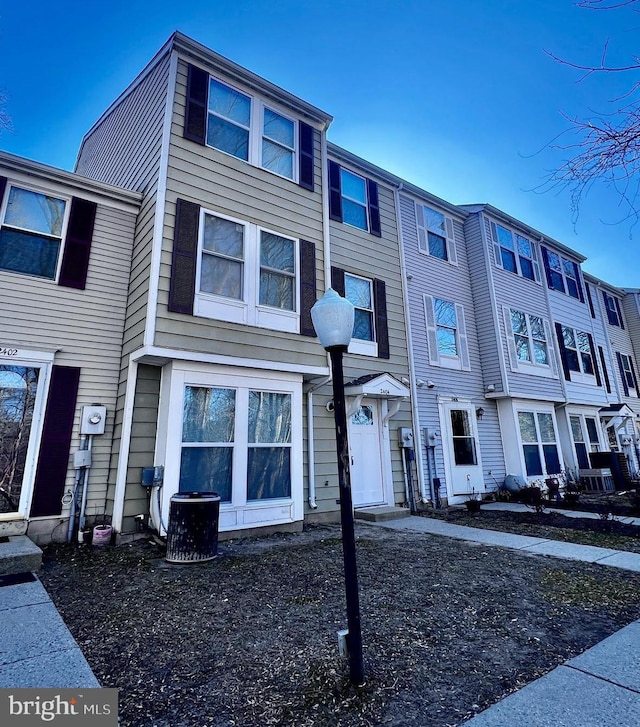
2;0;639;285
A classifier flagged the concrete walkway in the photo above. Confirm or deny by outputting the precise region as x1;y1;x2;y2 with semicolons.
0;572;99;688
367;512;640;726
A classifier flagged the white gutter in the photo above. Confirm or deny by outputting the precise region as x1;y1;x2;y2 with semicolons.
144;49;178;348
394;183;428;502
306;376;332;509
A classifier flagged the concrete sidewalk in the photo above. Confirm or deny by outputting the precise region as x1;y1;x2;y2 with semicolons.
367;512;640;726
0;571;100;688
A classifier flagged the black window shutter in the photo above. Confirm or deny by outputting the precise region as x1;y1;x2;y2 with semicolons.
58;197;97;290
367;179;382;237
615;297;625;329
630;358;639;394
541;247;554;289
184;64;208;145
0;176;7;207
328;160;343;222
168;199;200;315
587;333;602;387
616;352;630;397
298;122;314;191
374;278;389;359
585;283;596;318
331;266;345;296
299;239;317;336
30;365;80;517
598;346;612;393
555;322;571;381
573;263;585;303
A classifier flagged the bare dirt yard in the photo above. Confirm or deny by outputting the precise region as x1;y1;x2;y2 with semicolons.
41;522;640;727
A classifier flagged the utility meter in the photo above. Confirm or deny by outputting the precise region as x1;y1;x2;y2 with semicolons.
80;405;107;435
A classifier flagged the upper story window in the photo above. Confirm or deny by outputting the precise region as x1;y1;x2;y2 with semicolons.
195;209;299;333
0;185;67;280
328;160;381;237
490;222;539;281
561;326;594;376
503;307;557;378
603;291;625;328
416;204;457;264
510;310;549;366
424;295;471;371
330;266;389;359
184;64;315;190
340;170;368;230
617;352;638;397
541;247;584;301
345;273;374;343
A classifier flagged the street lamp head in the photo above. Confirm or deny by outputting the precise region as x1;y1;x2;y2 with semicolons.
311;288;355;351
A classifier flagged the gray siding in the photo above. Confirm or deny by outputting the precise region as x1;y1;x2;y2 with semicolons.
623;292;640;371
400;196;505;495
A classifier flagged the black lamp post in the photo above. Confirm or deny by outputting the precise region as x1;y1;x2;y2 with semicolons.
311;289;365;686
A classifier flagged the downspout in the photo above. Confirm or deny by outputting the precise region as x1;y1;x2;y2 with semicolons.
307;376;332;509
394;182;428;502
305;121;335;511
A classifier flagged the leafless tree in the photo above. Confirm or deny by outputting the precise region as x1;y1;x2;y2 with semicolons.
0;90;12;135
541;0;640;226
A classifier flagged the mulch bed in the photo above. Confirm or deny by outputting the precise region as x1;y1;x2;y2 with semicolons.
41;523;640;727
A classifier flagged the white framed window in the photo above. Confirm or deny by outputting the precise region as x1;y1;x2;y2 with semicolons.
424;295;470;371
561;326;596;383
543;248;582;300
205;76;298;181
603;291;623;327
0;184;69;280
619;353;637;394
345;273;377;356
416;204;457;264
570;414;601;469
340;168;368;231
490;222;540;282
504;307;557;378
161;365;303;533
194;209;299;333
517;409;562;478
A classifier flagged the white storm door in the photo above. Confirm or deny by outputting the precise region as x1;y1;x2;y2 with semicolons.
441;402;483;499
348;402;385;507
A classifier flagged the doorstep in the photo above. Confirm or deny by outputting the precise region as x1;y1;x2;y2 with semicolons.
0;535;42;577
354;506;411;522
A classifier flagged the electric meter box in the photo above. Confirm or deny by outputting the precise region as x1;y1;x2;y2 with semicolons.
80;405;107;435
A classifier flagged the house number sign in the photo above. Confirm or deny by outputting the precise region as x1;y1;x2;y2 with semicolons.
0;347;19;357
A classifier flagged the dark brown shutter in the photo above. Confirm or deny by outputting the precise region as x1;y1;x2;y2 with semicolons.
555;322;571;381
587;333;602;387
58;197;97;290
298;122;314;191
184;64;208;144
30;366;80;517
598;346;612;393
328;160;342;222
331;266;345;296
617;352;630;397
367;179;382;237
374;278;389;359
573;263;585;303
299;239;317;336
0;176;7;207
168;199;200;315
585;283;596;318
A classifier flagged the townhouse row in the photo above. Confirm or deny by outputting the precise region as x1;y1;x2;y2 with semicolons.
2;32;639;544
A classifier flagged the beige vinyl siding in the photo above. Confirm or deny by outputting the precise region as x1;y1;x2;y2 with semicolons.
1;202;138;521
311;178;412;513
153;57;326;368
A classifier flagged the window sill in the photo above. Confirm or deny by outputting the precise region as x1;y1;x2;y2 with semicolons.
512;361;556;378
348;339;378;357
194;294;299;334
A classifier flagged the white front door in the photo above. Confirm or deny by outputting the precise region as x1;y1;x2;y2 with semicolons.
440;401;483;502
348;402;385;507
